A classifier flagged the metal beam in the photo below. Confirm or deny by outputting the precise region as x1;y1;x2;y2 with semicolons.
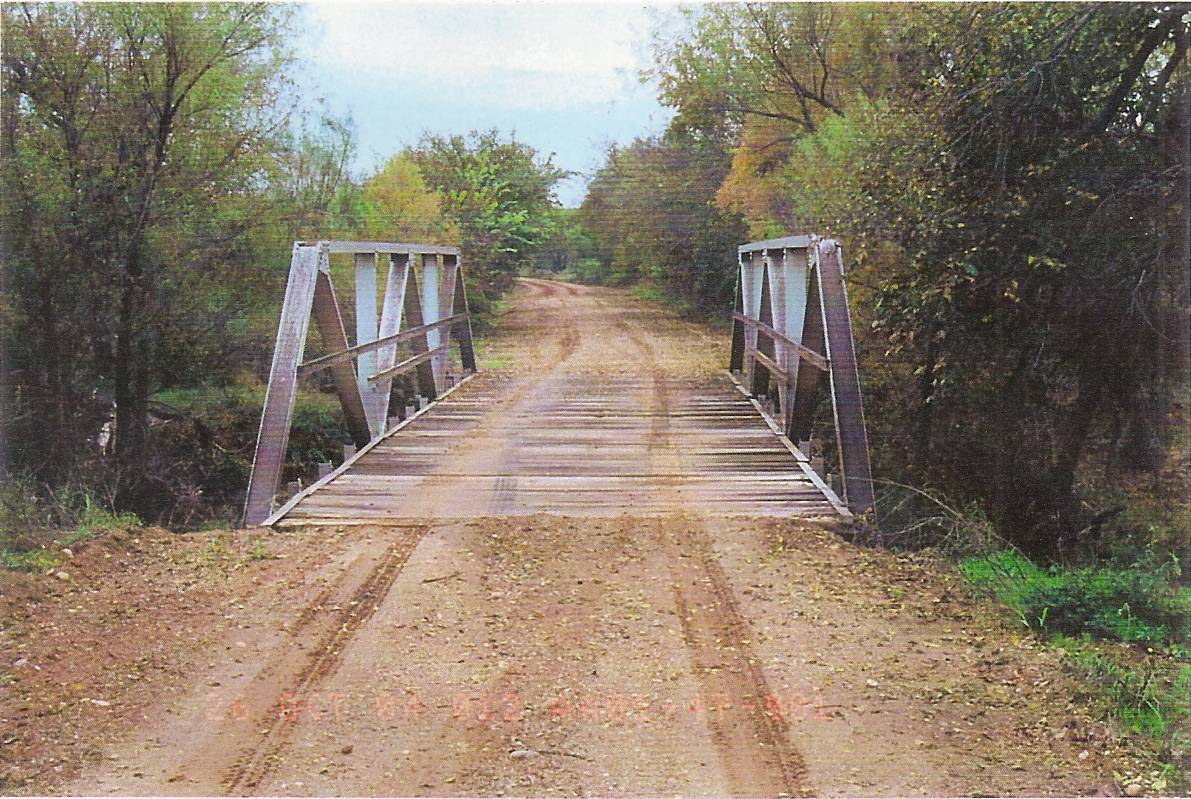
421;253;443;391
450;257;478;372
354;252;383;438
372;254;409;431
310;271;371;448
403;263;438;400
242;243;322;526
732;314;827;371
749;350;789;383
367;345;448;384
297;315;466;377
815;239;877;524
738;235;813;254
320;241;461;256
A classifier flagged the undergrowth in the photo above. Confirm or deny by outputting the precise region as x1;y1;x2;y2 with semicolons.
0;479;142;571
960;548;1190;785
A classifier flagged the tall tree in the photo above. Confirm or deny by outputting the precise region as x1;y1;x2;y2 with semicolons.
2;3;294;503
411;130;566;318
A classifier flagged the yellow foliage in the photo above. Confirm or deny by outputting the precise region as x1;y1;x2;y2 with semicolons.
355;152;457;243
715;117;794;237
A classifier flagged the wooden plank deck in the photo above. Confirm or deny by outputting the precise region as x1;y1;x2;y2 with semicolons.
275;371;844;524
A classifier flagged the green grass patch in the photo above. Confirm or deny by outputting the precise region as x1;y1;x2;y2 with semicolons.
630;283;669;304
960;549;1189;645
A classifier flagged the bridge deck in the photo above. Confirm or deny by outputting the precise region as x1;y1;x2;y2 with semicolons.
276;373;841;523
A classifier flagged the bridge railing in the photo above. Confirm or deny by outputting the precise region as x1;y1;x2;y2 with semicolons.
729;235;877;525
242;240;477;526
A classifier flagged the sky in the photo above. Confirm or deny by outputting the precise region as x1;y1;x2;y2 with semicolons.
297;2;680;208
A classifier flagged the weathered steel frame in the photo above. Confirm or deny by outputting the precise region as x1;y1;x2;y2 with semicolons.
242;240;476;526
730;235;877;522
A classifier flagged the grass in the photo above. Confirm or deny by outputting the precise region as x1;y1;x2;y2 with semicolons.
473;338;511;370
960;548;1190;786
959;549;1189;644
629;283;669;305
1;479;143;572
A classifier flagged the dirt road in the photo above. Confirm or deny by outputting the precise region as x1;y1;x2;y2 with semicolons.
0;280;1147;796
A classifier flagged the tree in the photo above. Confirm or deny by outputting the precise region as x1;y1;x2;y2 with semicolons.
580;134;746;313
411;130;567;319
804;4;1189;554
649;3;899;231
349;151;456;244
2;3;296;509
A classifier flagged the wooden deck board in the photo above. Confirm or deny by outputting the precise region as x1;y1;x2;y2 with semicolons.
274;372;842;522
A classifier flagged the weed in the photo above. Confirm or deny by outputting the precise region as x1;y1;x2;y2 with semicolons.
196;533;233;569
1052;634;1189;787
1;477;141;572
250;544;274;560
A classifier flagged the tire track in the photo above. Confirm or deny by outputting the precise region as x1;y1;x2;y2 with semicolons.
631;318;808;796
221;531;424;793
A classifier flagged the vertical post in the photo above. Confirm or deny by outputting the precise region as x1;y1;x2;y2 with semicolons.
450;256;478;373
729;270;745;373
405;261;438;400
815;239;877;524
740;250;762;388
436;254;458;390
751;258;777;397
422;253;442;391
242;243;322;526
374;253;410;431
778;246;810;432
790;259;825;444
355;252;383;438
311;271;372;448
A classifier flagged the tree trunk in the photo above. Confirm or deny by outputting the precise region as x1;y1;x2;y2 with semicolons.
113;269;148;465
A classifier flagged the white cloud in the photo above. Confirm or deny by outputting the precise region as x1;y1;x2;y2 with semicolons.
304;2;656;110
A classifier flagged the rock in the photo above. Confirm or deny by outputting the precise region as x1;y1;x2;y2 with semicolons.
54;571;70;581
12;658;27;668
1124;783;1144;797
510;749;539;759
340;744;353;755
865;678;880;688
61;548;74;558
